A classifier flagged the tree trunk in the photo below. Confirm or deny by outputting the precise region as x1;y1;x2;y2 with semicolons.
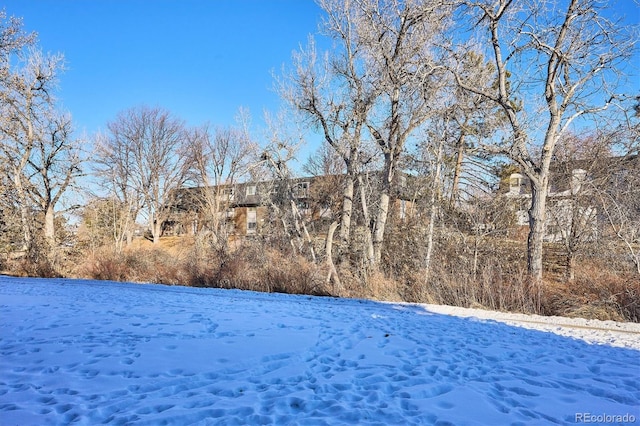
527;180;548;281
372;192;389;264
339;174;355;246
565;250;575;282
152;219;162;244
425;137;444;281
473;237;479;282
358;175;375;267
450;133;466;207
44;204;55;247
290;200;316;263
372;159;392;265
13;171;33;253
424;199;437;282
12;114;35;254
325;221;341;290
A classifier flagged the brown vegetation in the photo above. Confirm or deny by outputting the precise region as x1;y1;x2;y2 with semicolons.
4;234;630;323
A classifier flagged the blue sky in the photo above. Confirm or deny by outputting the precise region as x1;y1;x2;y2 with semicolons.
3;0;324;141
3;1;639;163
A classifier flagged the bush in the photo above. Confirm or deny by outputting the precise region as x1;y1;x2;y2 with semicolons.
186;242;330;296
16;244;60;279
77;247;184;284
54;234;640;323
541;264;640;322
260;250;329;296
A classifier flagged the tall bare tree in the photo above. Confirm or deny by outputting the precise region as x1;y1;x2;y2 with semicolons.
354;0;452;264
186;122;257;246
282;0;452;268
95;106;188;245
27;112;82;250
0;12;67;257
94;130;143;252
455;0;637;280
592;121;640;276
259;110;318;262
279;30;375;249
546;132;614;281
597;159;640;276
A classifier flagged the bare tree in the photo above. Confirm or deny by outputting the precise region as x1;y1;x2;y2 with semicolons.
0;164;22;257
455;0;637;280
351;0;452;265
279;29;375;249
0;12;35;57
543;132;615;281
93;130;144;252
94;106;188;245
303;142;346;229
597;163;640;276
76;196;129;256
260;110;317;262
283;0;452;268
26;112;82;250
592;122;640;276
0;12;65;257
303;140;346;178
186;122;257;246
422;114;448;282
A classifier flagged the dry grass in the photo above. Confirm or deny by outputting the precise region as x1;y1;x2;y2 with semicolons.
7;234;638;323
75;247;186;285
541;264;640;322
75;238;331;297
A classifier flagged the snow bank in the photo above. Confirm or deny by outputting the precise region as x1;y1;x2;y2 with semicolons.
421;304;640;351
1;276;638;425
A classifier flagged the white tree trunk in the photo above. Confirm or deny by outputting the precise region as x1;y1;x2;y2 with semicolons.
424;136;444;281
44;204;55;246
339;175;355;246
358;175;375;266
527;180;548;282
372;190;390;265
325;221;341;290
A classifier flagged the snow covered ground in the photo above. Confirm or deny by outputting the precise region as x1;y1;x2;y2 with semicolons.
1;275;638;425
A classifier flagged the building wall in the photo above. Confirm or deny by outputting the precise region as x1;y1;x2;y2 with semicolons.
166;173;420;240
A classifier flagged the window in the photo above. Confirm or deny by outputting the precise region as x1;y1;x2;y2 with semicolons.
294;182;309;198
399;175;407;188
297;201;310;216
223;187;234;201
571;169;587;194
247;207;257;234
509;173;525;194
246;185;256;196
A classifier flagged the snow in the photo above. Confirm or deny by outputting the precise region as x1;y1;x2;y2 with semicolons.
1;275;639;425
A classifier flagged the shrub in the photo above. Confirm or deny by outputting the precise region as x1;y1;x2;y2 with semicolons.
541;264;640;322
259;249;329;296
77;247;183;284
55;234;640;323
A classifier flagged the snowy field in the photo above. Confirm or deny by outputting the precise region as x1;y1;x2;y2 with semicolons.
1;276;639;425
